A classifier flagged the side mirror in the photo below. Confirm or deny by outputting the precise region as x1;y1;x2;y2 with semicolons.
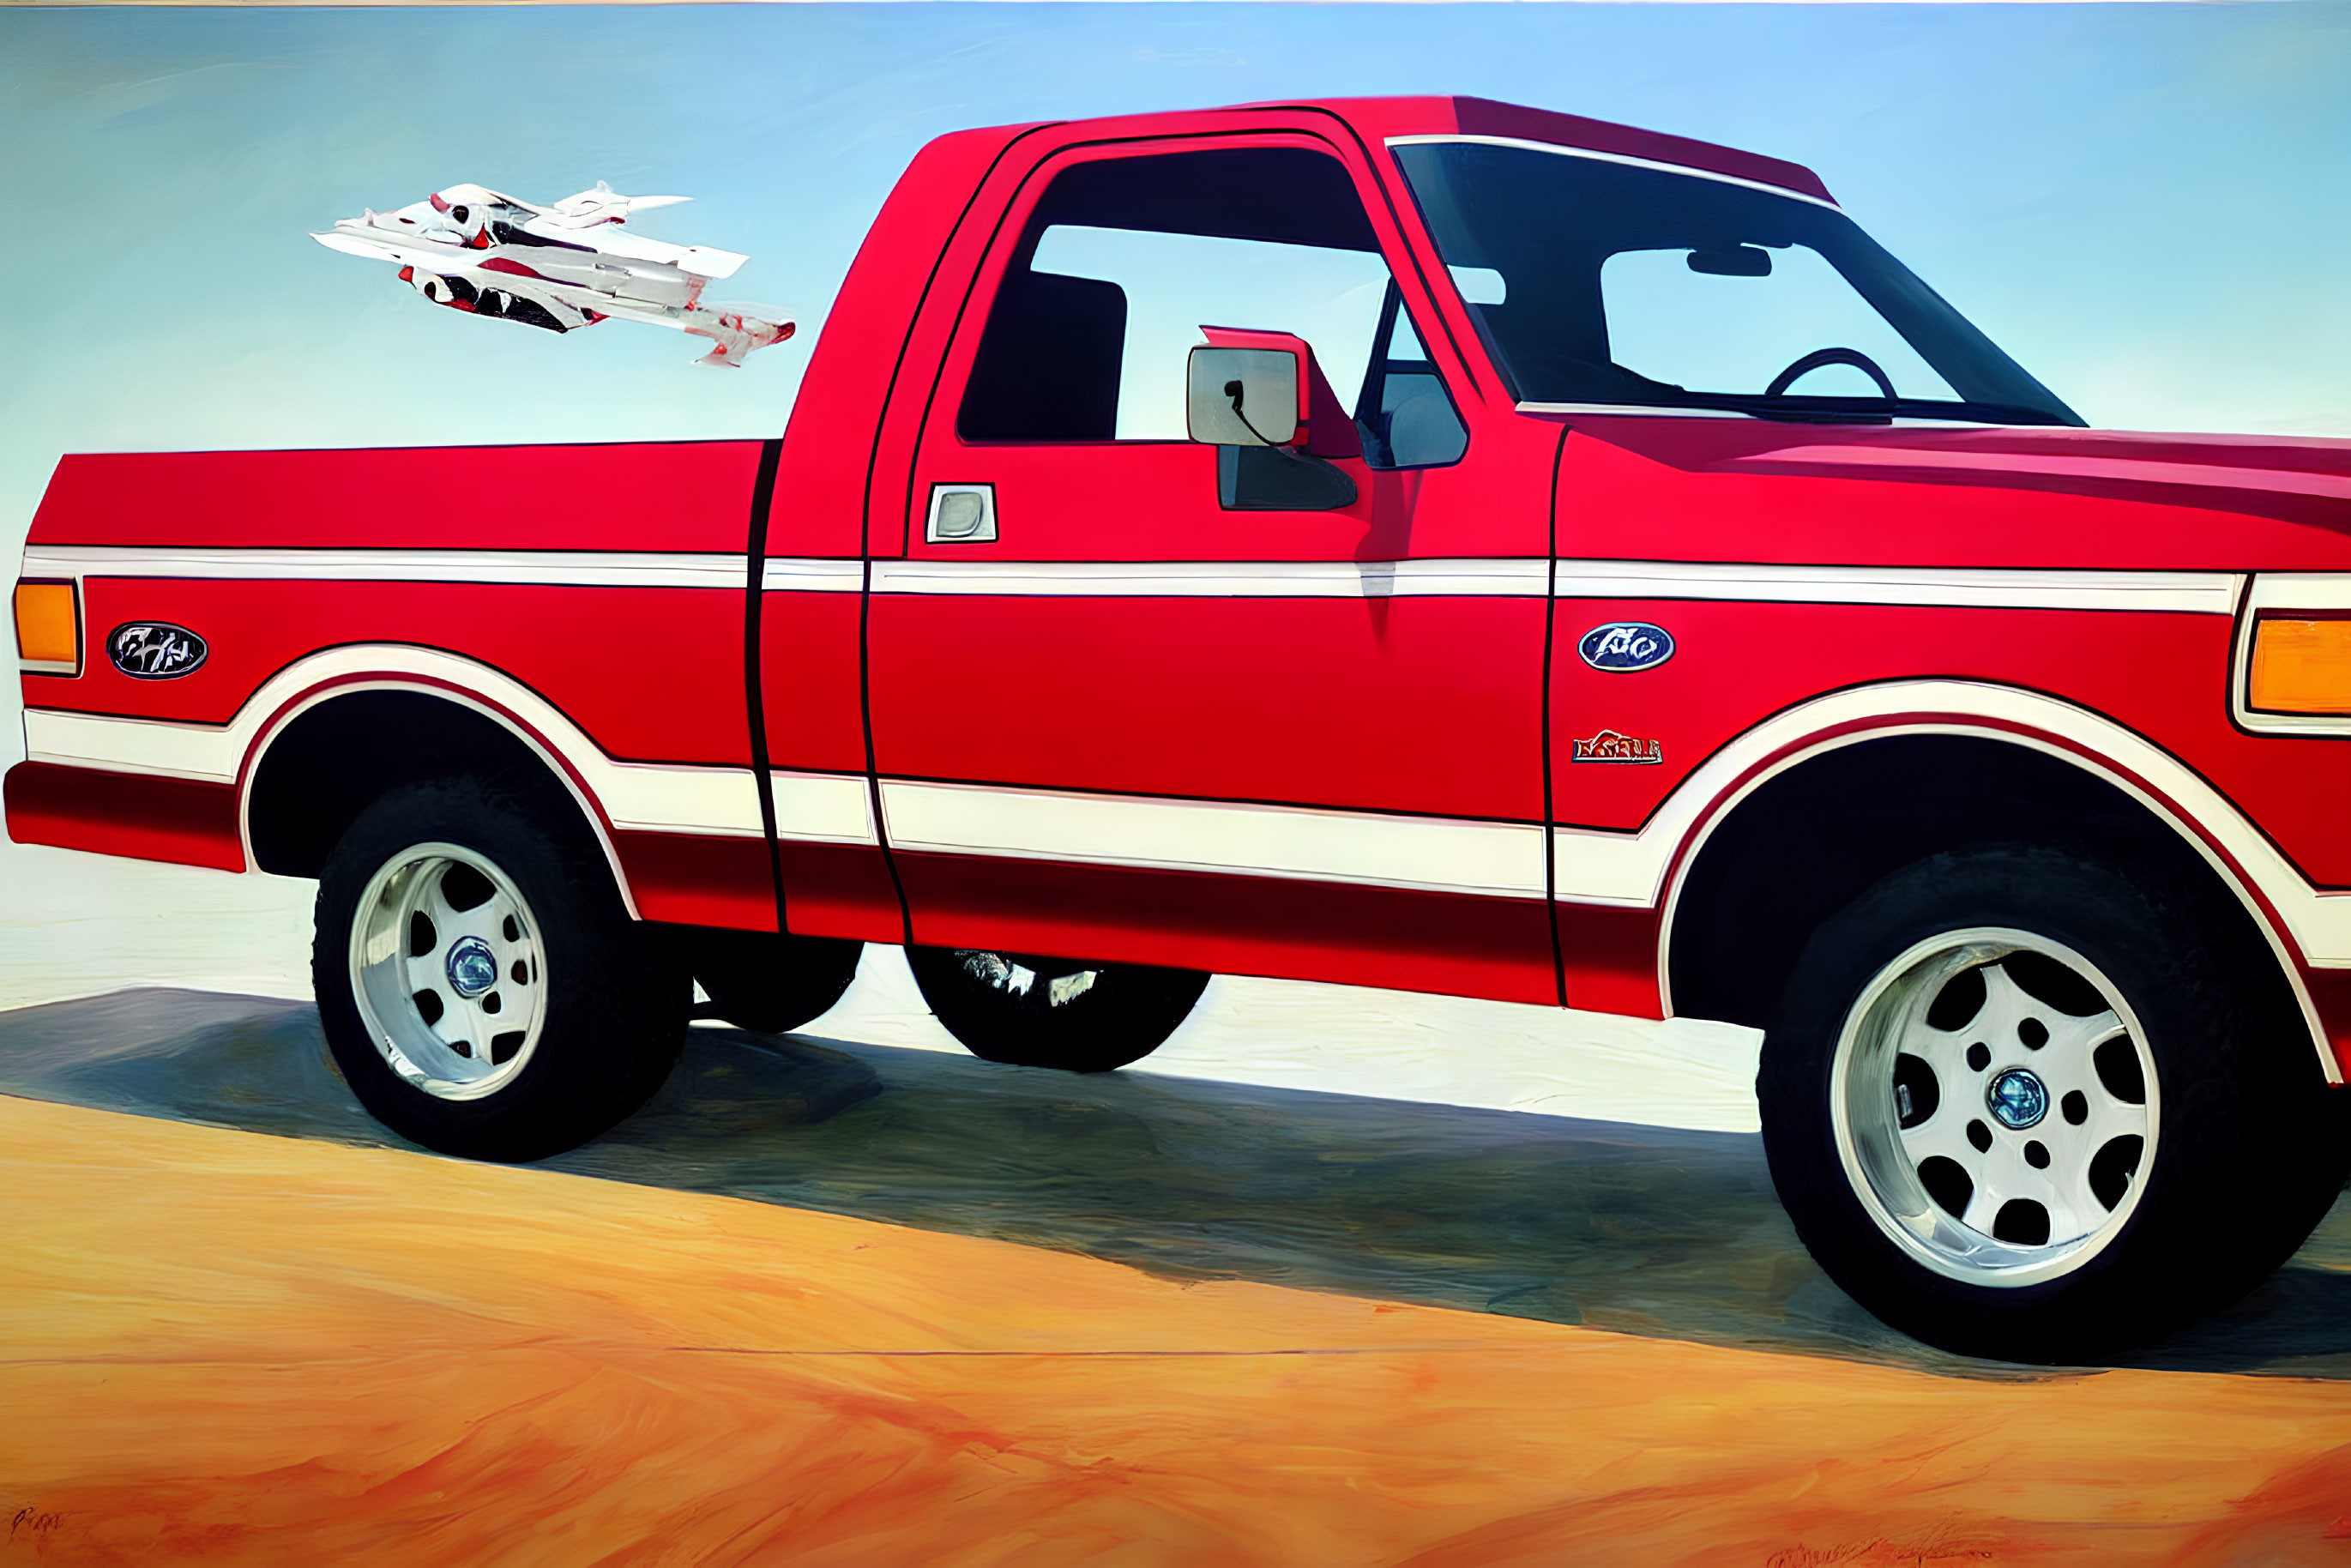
1186;328;1359;460
1187;347;1299;447
1185;329;1358;513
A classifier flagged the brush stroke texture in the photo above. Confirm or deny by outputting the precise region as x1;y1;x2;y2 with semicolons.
3;1096;2348;1567
3;990;2342;1380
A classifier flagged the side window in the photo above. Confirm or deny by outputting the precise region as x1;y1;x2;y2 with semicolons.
1027;226;1388;440
956;146;1458;466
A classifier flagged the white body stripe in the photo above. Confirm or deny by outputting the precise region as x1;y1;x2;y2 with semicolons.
22;546;754;591
854;556;2235;612
1553;560;2240;615
598;763;764;840
1384;133;1844;213
2247;572;2351;612
761;558;865;593
22;543;2241;616
22;707;234;785
770;772;879;846
867;558;1549;598
879;778;1546;900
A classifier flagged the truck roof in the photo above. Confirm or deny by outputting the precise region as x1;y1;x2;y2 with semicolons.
1011;95;1837;207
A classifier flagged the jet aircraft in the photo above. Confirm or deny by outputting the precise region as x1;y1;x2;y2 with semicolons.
313;183;793;366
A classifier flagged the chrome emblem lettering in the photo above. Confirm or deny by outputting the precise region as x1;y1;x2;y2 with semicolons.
107;622;208;680
1570;730;1664;764
1578;622;1674;672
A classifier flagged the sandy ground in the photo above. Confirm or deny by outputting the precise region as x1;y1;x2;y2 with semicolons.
2;1095;2347;1567
7;986;2345;1380
5;823;2348;1565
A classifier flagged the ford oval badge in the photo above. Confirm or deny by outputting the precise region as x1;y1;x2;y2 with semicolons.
108;622;208;680
1578;621;1674;673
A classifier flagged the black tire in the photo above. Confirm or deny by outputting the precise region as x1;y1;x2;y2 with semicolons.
904;946;1209;1072
689;930;864;1034
1759;843;2348;1362
312;775;688;1162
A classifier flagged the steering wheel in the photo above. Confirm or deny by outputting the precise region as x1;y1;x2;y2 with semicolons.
1765;346;1897;401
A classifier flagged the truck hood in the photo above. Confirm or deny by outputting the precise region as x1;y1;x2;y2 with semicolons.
1549;417;2351;570
1601;421;2350;526
1710;425;2351;531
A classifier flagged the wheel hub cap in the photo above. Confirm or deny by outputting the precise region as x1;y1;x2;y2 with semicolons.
348;842;546;1101
1829;928;2160;1289
1985;1066;2049;1130
445;935;498;998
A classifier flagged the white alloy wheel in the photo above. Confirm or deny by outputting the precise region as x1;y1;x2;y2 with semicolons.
349;841;547;1101
1829;926;2160;1289
957;950;1104;1009
905;944;1209;1072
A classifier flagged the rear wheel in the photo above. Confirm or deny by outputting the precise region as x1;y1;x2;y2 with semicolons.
905;946;1209;1072
1759;845;2347;1362
688;929;863;1034
314;775;687;1161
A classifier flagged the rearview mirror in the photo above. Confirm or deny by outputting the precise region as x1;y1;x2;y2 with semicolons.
1687;244;1773;278
1187;347;1299;447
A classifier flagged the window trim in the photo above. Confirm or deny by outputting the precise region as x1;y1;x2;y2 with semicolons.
1386;133;1848;214
1353;279;1470;471
935;130;1414;452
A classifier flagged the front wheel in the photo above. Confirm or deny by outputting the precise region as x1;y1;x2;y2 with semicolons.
314;776;687;1161
905;946;1209;1072
1759;845;2346;1362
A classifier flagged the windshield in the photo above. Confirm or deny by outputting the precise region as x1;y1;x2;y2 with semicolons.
1393;141;2083;426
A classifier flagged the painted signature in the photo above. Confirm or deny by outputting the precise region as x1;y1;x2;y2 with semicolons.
7;1507;63;1548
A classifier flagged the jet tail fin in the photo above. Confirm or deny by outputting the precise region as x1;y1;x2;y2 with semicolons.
684;306;795;368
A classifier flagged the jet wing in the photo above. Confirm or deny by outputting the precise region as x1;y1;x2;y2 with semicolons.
310;230;474;269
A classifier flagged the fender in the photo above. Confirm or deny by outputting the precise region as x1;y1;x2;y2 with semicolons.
1582;679;2347;1079
21;645;780;922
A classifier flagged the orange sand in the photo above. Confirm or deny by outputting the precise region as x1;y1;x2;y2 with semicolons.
1;1095;2346;1566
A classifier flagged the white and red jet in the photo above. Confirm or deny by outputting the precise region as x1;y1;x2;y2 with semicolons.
312;182;794;366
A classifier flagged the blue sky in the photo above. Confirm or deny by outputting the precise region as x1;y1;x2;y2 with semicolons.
3;2;2346;616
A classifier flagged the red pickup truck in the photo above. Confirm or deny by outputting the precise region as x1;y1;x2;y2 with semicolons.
11;96;2348;1361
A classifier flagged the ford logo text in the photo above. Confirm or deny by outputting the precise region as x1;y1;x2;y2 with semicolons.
1577;622;1674;673
108;622;208;680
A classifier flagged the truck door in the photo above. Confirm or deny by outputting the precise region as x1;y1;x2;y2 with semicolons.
865;133;1560;1004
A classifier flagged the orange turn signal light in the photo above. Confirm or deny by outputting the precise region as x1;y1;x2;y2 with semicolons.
2248;616;2351;715
13;580;79;671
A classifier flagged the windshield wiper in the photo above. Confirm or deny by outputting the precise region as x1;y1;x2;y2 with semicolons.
1636;389;2077;427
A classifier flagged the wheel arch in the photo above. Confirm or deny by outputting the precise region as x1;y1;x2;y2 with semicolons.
233;649;643;917
1654;699;2336;1084
245;689;613;881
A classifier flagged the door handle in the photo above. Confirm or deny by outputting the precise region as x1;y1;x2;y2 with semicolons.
926;483;998;543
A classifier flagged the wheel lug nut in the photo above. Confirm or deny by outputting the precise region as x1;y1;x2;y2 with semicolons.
1967;1119;1992;1153
1966;1042;1990;1072
2024;1140;2050;1169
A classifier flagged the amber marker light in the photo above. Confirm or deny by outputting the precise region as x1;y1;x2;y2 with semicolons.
2248;615;2351;715
13;580;80;674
